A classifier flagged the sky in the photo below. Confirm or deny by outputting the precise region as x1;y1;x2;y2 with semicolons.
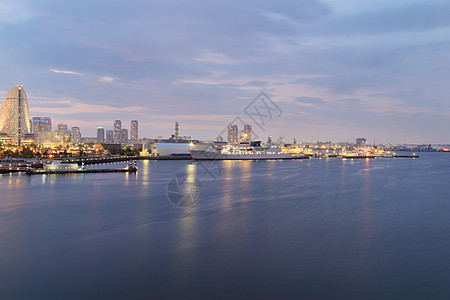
1;0;449;144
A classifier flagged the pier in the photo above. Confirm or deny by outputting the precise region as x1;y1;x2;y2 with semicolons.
25;167;137;175
0;167;27;174
0;159;140;175
393;154;419;158
341;155;376;159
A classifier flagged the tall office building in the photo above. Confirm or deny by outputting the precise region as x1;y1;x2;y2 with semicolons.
71;127;81;144
97;127;105;143
57;123;68;135
32;117;52;134
227;124;238;144
240;124;252;143
121;129;128;144
113;120;122;144
0;85;32;145
106;130;114;143
130;120;138;142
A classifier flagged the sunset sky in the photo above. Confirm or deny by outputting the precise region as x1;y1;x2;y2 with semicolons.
1;0;449;143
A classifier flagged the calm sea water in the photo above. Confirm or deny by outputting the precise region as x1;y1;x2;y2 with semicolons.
1;153;449;299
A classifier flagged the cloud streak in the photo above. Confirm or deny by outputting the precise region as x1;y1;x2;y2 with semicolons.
98;76;116;83
49;69;84;76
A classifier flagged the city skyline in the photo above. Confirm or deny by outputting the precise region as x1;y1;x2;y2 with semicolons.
1;1;450;143
0;92;448;145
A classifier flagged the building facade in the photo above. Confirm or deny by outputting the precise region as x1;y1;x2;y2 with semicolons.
97;127;105;143
227;124;238;144
106;130;114;144
240;124;252;143
71;127;81;144
356;137;367;146
113;120;122;144
57;123;69;136
81;137;98;144
121;128;128;144
35;131;66;147
130;120;138;142
0;85;32;145
32;117;52;134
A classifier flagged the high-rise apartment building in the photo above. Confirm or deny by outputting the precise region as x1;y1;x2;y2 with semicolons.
227;124;238;144
32;117;52;134
244;124;252;140
130;120;138;142
106;130;114;143
0;85;32;145
97;127;105;143
57;123;68;135
113;120;122;144
121;129;128;144
71;127;81;144
240;124;252;143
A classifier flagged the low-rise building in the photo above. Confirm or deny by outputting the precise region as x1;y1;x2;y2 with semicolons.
35;132;65;147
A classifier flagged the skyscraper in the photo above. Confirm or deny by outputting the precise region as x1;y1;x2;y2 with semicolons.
240;124;252;143
244;124;252;140
32;117;52;134
71;127;81;144
113;120;121;144
97;127;105;143
106;130;114;143
0;85;32;145
227;124;238;144
130;120;138;142
121;128;128;144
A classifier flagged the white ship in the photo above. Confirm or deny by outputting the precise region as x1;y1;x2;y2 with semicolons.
190;141;308;160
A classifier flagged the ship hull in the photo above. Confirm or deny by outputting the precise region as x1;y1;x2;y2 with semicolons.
190;150;308;160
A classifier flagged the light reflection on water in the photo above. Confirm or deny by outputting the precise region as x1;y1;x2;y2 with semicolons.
220;161;233;211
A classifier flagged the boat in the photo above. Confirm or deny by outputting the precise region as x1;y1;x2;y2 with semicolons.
190;141;308;160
